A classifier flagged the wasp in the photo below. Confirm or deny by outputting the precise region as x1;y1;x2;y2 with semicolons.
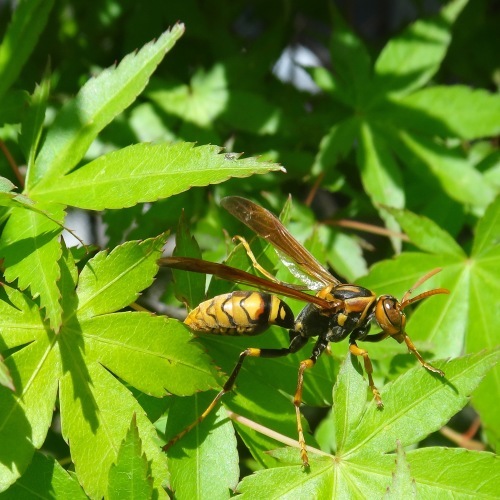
160;196;448;467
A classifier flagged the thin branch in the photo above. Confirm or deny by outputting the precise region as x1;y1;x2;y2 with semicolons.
305;173;324;207
226;410;331;459
440;422;485;451
0;140;24;188
325;218;410;242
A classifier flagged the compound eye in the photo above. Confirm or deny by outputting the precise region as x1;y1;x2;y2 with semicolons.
376;296;404;335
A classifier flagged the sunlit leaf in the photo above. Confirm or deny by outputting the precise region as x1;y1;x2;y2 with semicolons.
373;0;467;97
33;143;284;210
30;25;185;188
108;415;153;500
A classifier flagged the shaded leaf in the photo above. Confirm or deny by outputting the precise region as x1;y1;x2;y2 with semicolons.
357;122;404;249
329;8;371;105
0;203;64;331
171;211;206;309
0;0;55;100
0;452;87;499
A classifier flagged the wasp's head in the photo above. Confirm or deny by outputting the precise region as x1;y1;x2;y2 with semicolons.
375;268;449;342
375;295;406;342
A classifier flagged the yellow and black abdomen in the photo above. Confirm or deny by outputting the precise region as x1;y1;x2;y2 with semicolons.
185;291;295;336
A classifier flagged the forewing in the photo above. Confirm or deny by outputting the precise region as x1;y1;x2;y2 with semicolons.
220;196;341;287
158;256;339;310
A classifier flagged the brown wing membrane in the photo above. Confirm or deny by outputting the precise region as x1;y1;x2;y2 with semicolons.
220;196;341;287
159;256;340;310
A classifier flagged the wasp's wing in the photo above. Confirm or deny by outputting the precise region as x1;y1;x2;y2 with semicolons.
159;256;340;310
220;196;341;288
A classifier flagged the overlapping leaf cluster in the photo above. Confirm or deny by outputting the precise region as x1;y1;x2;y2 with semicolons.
0;16;282;499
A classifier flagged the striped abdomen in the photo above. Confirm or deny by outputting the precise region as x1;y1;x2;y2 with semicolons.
185;291;294;336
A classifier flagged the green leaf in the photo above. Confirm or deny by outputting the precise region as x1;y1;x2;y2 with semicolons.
396;130;495;209
0;452;87;499
33;143;284;209
373;0;467;97
59;362;168;499
167;396;239;499
76;235;166;319
20;65;51;169
81;313;217;396
357;122;404;249
147;65;228;128
471;194;500;258
312;117;359;176
171;211;206;309
0;240;218;496
357;123;404;210
384;207;465;257
0;283;47;350
29;25;185;189
0;203;64;331
384;441;417;499
329;8;372;105
108;415;153;500
395;447;500;498
332;349;369;452
344;350;499;454
237;351;500;498
0;308;59;490
399;86;500;140
237;456;334;499
0;0;55;100
467;196;500;449
0;181;80;241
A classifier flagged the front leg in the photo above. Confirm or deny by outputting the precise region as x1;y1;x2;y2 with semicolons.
293;337;329;468
349;341;383;408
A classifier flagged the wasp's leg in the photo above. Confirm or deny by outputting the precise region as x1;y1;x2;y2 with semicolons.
293;337;329;468
233;235;282;284
164;334;309;452
349;341;383;408
403;334;445;377
362;331;390;343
